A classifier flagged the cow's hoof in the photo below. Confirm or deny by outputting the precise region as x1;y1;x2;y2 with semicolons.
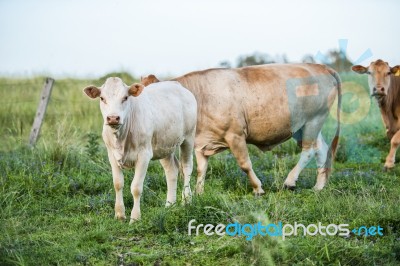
383;164;394;171
283;184;296;191
384;159;395;169
253;188;265;196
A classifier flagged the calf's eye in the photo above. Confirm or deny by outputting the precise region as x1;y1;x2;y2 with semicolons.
122;96;128;102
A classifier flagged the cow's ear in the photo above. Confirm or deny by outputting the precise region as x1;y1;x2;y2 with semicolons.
128;83;144;97
83;86;101;99
390;65;400;75
141;74;160;86
351;65;368;74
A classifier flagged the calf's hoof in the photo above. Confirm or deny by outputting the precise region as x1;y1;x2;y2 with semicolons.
165;201;176;207
195;186;204;195
313;185;324;191
115;214;126;220
181;193;192;206
129;218;139;225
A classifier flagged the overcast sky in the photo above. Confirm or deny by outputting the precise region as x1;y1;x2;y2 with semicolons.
0;0;399;78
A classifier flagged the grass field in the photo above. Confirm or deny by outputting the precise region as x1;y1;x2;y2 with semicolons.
1;73;399;265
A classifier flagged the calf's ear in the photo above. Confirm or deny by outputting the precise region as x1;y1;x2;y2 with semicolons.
351;65;368;74
390;65;400;75
147;74;160;83
83;86;101;99
128;83;144;97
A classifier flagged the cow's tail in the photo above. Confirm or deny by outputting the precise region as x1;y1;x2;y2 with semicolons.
324;68;342;178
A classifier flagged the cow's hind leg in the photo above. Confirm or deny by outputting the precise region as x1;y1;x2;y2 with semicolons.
314;132;329;190
384;130;400;169
160;153;179;207
179;138;194;204
284;122;323;189
283;142;316;189
226;134;265;195
195;150;209;195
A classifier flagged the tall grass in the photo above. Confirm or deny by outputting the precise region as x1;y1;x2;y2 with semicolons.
0;74;399;265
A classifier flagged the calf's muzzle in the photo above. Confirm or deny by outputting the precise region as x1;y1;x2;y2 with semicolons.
107;115;120;125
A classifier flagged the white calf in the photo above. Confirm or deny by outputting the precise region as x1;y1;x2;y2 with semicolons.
84;77;197;223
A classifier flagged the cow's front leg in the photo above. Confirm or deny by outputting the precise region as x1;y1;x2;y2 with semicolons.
386;128;395;140
195;150;209;195
107;150;126;220
226;133;265;195
130;151;151;224
384;130;400;169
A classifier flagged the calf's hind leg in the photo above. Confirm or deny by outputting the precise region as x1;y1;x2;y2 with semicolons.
179;138;194;204
160;153;179;206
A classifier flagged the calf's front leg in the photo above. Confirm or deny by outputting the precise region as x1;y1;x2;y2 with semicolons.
108;150;126;220
130;151;151;224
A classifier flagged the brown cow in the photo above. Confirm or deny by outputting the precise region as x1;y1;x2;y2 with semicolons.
352;60;400;169
142;64;341;193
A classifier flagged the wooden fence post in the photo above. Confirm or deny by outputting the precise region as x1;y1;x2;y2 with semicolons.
29;78;55;147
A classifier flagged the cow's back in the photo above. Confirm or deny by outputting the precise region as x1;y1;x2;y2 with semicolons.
174;64;338;153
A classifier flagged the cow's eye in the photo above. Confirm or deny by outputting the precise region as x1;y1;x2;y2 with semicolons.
366;71;371;75
122;96;128;102
387;72;392;75
100;96;106;103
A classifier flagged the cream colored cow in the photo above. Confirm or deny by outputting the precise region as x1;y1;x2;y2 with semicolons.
142;63;342;193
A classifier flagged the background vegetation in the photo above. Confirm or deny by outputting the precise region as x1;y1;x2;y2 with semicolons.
0;70;399;265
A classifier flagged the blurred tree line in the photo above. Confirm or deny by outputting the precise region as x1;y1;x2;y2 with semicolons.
220;49;353;73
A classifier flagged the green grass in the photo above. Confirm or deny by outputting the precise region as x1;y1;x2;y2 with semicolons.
1;73;399;265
